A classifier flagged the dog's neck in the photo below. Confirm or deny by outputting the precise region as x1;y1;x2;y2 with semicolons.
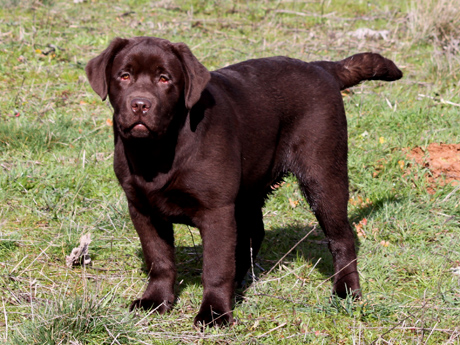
115;108;189;182
126;138;176;177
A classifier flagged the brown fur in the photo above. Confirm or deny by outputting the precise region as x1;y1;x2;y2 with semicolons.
85;36;402;327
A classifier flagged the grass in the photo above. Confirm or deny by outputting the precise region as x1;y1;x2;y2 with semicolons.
8;293;140;344
1;0;460;343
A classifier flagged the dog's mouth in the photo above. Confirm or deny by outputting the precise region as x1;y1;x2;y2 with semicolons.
127;122;151;137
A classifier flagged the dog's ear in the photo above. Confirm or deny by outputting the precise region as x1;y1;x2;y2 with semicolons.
85;38;130;100
171;43;211;109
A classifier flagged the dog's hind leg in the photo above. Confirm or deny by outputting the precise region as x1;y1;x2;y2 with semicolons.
289;125;361;299
297;168;360;297
234;200;265;286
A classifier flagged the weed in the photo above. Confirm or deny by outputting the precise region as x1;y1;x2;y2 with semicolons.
7;294;143;344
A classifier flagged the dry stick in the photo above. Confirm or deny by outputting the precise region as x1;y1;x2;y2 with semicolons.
97;277;126;307
2;297;7;342
255;262;310;287
256;322;287;339
17;242;54;278
104;324;121;345
442;184;460;202
354;326;455;335
11;255;28;274
370;300;429;345
266;225;317;276
134;303;168;327
198;308;234;329
446;329;460;344
315;258;358;289
398;305;460;310
307;257;322;278
4;284;21;305
424;322;439;345
273;9;335;18
249;240;258;294
30;272;34;322
418;94;460;107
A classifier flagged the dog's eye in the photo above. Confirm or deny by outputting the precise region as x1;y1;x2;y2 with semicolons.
159;75;169;83
120;73;130;81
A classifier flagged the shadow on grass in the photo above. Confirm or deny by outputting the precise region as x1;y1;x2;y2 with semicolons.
133;193;402;305
135;245;204;298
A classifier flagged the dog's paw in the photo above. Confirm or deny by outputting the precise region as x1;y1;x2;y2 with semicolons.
129;298;171;314
193;307;233;329
333;281;362;300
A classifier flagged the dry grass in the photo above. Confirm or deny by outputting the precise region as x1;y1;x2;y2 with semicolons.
406;0;460;81
406;0;460;44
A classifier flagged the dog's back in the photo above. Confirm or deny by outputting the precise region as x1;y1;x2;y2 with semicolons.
202;54;402;193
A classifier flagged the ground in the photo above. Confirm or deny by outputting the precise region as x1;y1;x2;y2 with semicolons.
408;143;460;193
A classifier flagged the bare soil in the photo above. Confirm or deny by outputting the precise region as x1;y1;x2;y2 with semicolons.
408;143;460;192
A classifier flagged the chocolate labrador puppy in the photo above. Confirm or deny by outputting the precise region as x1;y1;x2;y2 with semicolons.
86;36;402;327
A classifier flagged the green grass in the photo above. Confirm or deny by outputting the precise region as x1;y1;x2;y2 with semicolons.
7;293;140;344
1;0;460;343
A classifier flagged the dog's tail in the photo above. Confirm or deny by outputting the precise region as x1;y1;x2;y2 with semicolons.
312;53;403;90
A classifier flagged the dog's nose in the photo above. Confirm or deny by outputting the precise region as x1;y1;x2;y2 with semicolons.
131;98;152;114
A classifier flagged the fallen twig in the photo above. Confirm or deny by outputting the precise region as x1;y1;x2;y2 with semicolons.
266;225;317;275
418;94;460;107
256;322;287;338
352;326;458;335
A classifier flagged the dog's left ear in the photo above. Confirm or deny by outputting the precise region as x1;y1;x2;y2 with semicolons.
171;43;211;109
86;37;130;100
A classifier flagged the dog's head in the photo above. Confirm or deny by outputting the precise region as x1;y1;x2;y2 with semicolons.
85;37;210;140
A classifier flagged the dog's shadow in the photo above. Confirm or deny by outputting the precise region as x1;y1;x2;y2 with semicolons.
137;193;400;300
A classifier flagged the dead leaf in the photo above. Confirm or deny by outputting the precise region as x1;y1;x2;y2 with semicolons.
289;198;299;208
354;218;368;238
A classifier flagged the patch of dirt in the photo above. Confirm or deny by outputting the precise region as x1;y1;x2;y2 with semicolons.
407;143;460;193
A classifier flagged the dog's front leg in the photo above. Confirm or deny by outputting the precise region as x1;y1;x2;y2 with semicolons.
194;205;237;328
127;202;176;314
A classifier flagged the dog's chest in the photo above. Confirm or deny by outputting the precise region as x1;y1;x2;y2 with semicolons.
127;174;200;224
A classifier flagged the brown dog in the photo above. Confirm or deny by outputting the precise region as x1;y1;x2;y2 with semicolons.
86;37;402;327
